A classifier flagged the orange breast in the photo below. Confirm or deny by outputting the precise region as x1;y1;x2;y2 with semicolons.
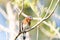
22;19;28;25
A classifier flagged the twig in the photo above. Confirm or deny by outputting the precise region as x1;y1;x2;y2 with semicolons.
36;3;40;40
39;26;51;37
45;0;59;19
0;24;9;32
0;8;8;20
18;0;24;30
44;0;53;18
19;0;24;15
6;1;17;40
15;32;21;40
15;0;24;40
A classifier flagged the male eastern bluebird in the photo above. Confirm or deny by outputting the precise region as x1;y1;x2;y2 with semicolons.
19;16;32;40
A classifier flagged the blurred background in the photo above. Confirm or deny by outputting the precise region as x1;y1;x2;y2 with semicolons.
0;0;60;40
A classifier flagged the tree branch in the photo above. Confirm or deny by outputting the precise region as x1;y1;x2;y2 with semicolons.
19;0;24;15
0;24;9;32
0;8;8;20
44;0;53;18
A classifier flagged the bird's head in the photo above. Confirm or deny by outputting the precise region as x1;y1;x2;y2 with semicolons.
25;16;32;23
22;16;32;25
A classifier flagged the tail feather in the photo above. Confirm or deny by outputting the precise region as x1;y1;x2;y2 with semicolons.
23;32;26;40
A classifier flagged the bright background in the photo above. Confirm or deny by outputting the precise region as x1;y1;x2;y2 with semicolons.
0;0;60;40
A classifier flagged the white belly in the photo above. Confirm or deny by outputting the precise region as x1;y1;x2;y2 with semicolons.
23;24;29;30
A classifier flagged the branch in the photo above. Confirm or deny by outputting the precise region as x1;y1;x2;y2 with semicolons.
13;5;28;18
44;0;53;18
15;32;21;40
18;0;24;31
39;26;52;37
6;1;17;40
0;24;9;32
0;8;8;20
19;0;24;15
15;0;24;40
44;21;60;37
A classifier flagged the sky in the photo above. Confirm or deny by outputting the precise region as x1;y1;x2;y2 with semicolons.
0;13;7;40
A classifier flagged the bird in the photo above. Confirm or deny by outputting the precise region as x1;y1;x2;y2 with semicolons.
15;16;32;40
22;16;32;40
22;16;32;30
